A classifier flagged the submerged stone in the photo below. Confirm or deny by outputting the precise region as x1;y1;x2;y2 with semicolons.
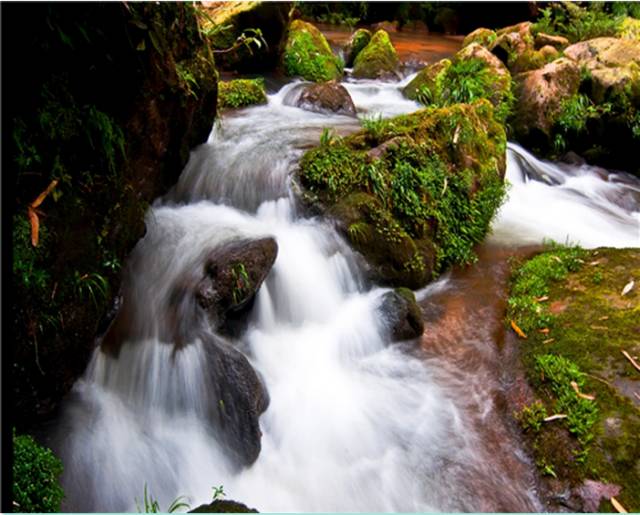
296;80;356;116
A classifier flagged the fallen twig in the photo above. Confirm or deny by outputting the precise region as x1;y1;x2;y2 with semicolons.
621;350;640;373
611;497;627;513
544;414;567;422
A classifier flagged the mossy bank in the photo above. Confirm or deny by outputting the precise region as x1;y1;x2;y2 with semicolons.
508;245;640;512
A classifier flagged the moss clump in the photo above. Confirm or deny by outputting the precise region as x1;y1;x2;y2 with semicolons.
218;78;267;109
13;430;64;512
283;19;343;82
298;100;507;288
344;28;372;67
352;29;399;79
508;246;640;511
405;52;514;123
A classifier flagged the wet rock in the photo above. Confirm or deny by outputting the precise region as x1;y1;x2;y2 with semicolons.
379;288;424;341
191;500;258;513
202;332;269;468
344;28;371;68
462;27;497;49
352;29;400;80
296;80;356;117
534;32;569;50
283;19;342;82
511;57;581;143
202;1;292;72
196;237;278;331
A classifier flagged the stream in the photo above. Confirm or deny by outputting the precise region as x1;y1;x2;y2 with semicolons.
51;72;640;512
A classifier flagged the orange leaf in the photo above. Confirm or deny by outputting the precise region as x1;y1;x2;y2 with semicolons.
30;179;59;209
538;328;550;334
510;320;527;339
28;207;40;247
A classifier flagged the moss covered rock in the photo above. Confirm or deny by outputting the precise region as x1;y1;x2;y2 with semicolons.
462;27;497;49
283;19;343;82
534;32;570;50
218;78;267;109
201;1;292;72
379;287;424;341
491;21;537;73
404;43;513;123
352;29;400;80
344;28;372;68
297;100;507;288
508;246;640;512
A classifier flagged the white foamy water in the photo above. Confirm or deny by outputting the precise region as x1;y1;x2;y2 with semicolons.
53;78;638;513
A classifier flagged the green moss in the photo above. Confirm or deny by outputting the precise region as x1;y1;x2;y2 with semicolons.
352;29;399;79
345;28;372;67
462;28;497;49
218;78;267;109
299;100;507;287
508;246;640;511
283;20;342;82
405;56;514;123
13;430;64;512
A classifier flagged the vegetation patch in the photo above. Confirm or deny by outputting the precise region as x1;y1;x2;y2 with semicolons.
508;245;640;511
218;78;267;109
13;430;64;512
298;100;507;288
283;19;343;82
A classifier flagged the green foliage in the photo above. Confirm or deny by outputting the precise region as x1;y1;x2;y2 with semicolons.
533;3;623;43
319;127;337;146
231;263;250;304
218;78;267;109
284;20;342;82
136;484;190;513
13;216;51;295
73;271;109;310
211;485;225;501
508;244;586;334
13;430;64;513
361;114;388;141
518;401;548;433
535;354;599;449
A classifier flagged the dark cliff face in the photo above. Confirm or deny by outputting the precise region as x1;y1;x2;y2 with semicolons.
3;2;218;428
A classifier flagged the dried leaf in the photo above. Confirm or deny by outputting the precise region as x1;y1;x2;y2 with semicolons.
452;124;460;144
634;392;640;401
621;279;635;296
30;179;59;209
538;328;550;334
599;316;609;321
621;350;640;373
571;380;596;400
535;295;549;302
589;260;601;266
590;325;608;331
544;414;567;422
543;338;555;344
510;320;527;339
28;207;40;247
611;497;627;513
551;255;562;263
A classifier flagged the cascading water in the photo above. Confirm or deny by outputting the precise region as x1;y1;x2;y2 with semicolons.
52;75;639;513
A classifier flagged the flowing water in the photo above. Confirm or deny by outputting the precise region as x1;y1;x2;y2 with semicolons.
52;75;640;513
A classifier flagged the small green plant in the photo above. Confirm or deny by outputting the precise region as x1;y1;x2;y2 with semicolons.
73;270;109;309
518;401;548;433
231;263;250;304
534;3;622;43
319;127;336;146
211;485;226;501
13;430;64;513
361;113;388;141
136;484;190;513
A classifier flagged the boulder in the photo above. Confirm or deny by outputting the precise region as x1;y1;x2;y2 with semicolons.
491;21;537;73
352;29;400;80
462;27;497;49
534;32;570;50
379;288;424;341
511;57;581;142
202;1;292;72
403;58;451;101
202;331;269;467
564;37;640;101
283;19;343;82
191;500;258;513
296;80;356;116
218;79;268;110
457;42;510;78
344;28;372;68
196;237;278;332
297;100;507;288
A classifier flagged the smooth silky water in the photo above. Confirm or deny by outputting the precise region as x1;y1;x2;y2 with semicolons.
52;75;640;512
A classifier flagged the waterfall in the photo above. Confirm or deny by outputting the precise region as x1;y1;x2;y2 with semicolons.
52;77;639;513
